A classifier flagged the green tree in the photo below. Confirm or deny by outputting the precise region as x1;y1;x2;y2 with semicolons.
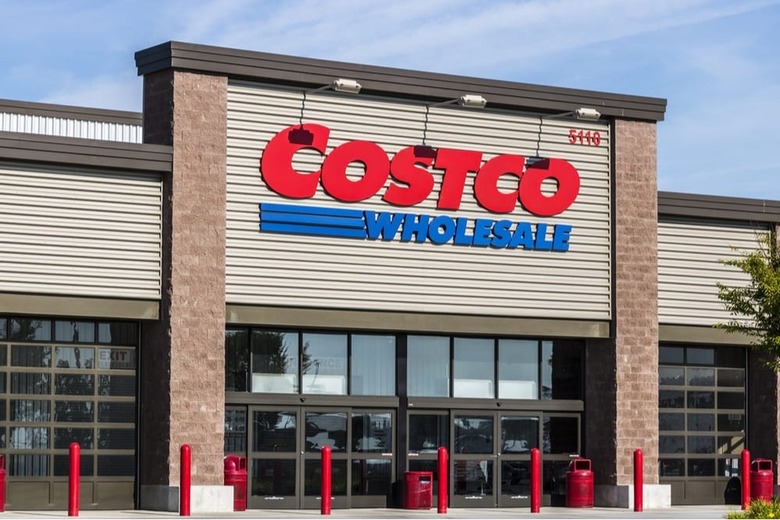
716;231;780;370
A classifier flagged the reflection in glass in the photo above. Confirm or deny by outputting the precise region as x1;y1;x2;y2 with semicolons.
688;436;716;454
351;335;395;396
98;428;134;450
352;412;391;452
502;461;530;497
252;459;296;496
409;414;448;454
96;348;135;370
658;367;684;385
408;336;449;397
659;390;684;408
55;374;94;395
455;415;493;454
55;322;95;343
687;368;715;386
719;458;742;478
9;320;51;342
454;460;493;496
252;331;298;394
98;375;135;396
253;411;296;452
11;373;50;395
12;345;51;367
11;400;50;422
352;459;392;496
0;318;6;340
689;458;715;476
498;340;538;399
302;334;347;395
659;346;684;364
305;459;347;496
225;329;248;392
542;340;583;400
225;409;247;454
543;416;578;454
659;413;684;431
501;416;538;453
660;459;684;477
55;347;94;369
718;435;745;455
718;414;745;432
718;369;745;388
659;436;684;454
687;391;715;408
56;401;94;422
688;348;715;365
9;454;49;476
10;427;49;449
305;412;347;452
454;338;494;398
97;402;133;422
687;414;714;432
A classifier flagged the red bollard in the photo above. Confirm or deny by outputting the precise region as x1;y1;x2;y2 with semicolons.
437;447;448;514
68;443;80;516
180;445;191;517
530;447;541;513
742;449;751;510
0;455;6;513
634;449;643;512
321;446;332;515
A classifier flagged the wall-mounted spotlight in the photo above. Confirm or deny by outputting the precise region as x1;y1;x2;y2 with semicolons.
530;107;602;163
429;94;488;109
574;107;601;121
307;78;363;95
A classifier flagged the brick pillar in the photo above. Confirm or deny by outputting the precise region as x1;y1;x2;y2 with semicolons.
138;69;229;511
587;119;662;506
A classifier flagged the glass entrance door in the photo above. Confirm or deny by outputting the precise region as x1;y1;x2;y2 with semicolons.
248;406;394;509
450;412;541;508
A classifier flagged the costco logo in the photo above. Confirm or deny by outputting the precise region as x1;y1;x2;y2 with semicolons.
258;124;580;251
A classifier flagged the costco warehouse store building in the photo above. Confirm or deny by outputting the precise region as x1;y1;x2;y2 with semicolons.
0;41;778;512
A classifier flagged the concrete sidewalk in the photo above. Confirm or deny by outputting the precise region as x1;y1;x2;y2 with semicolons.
0;506;741;519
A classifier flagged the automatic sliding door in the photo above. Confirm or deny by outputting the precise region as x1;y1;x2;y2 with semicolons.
248;409;299;509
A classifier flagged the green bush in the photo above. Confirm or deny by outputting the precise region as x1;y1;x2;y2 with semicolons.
728;498;780;519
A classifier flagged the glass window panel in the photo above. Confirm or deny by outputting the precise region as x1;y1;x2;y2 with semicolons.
251;331;298;394
453;460;493;496
689;459;715;476
687;368;715;386
11;373;50;394
96;348;135;371
659;390;684;408
352;459;392;496
305;412;347;452
12;345;51;367
98;428;134;450
658;367;684;386
719;435;745;455
542;340;583;400
688;436;715;454
455;415;493;454
352;412;392;452
719;458;742;478
97;402;134;423
253;411;296;452
54;454;93;477
0;427;5;448
97;322;137;345
97;455;134;476
252;459;296;496
0;344;5;366
9;454;49;476
54;428;93;449
0;373;5;394
659;413;684;431
498;340;538;399
9;319;51;342
716;347;745;368
502;461;531;497
718;369;745;388
305;459;347;496
351;335;395;396
224;408;247;454
687;414;714;432
9;427;49;449
408;336;449;397
543;416;578;454
659;346;684;364
718;414;745;432
55;374;94;395
687;391;714;408
409;414;449;454
55;321;95;343
659;459;684;477
501;416;538;453
687;348;715;365
225;328;248;392
302;333;347;395
0;318;6;340
454;338;494;398
718;392;744;410
98;375;135;397
11;399;50;422
542;460;570;495
0;400;5;421
56;401;94;422
659;436;685;454
55;347;94;369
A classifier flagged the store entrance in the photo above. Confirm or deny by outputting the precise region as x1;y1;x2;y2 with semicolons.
247;406;395;509
448;411;540;508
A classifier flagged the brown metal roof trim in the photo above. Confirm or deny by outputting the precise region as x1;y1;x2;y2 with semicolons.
0;131;170;174
0;98;142;126
136;41;667;122
659;191;780;224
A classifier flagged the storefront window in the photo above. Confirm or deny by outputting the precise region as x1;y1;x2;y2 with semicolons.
225;328;248;392
54;321;95;343
541;341;582;400
408;336;449;397
251;331;298;394
351;335;395;396
542;416;579;454
409;413;448;454
302;333;347;395
498;340;538;399
454;338;493;398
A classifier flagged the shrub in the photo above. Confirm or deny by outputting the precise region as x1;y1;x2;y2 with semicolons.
728;498;780;519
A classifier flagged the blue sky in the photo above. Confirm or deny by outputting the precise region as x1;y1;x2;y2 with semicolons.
2;0;779;199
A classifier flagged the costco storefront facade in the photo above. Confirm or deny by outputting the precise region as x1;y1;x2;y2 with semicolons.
0;41;777;511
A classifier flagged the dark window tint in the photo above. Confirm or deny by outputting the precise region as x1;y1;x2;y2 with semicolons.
98;375;135;397
660;459;684;477
97;455;134;476
304;459;347;496
409;414;449;454
687;391;714;408
53;454;93;477
253;411;296;452
542;340;582;400
688;436;715;454
660;436;684;454
687;348;715;365
543;416;578;454
55;401;94;422
12;345;51;367
225;408;247;454
0;318;6;340
98;428;135;450
352;459;391;496
687;414;714;432
55;374;94;395
455;415;493;454
252;459;296;496
718;414;745;432
716;347;744;368
718;369;745;387
718;392;744;410
659;390;684;408
225;329;249;392
11;373;50;394
659;413;685;431
659;346;684;364
97;402;134;423
689;458;715;476
97;322;138;345
54;428;93;449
